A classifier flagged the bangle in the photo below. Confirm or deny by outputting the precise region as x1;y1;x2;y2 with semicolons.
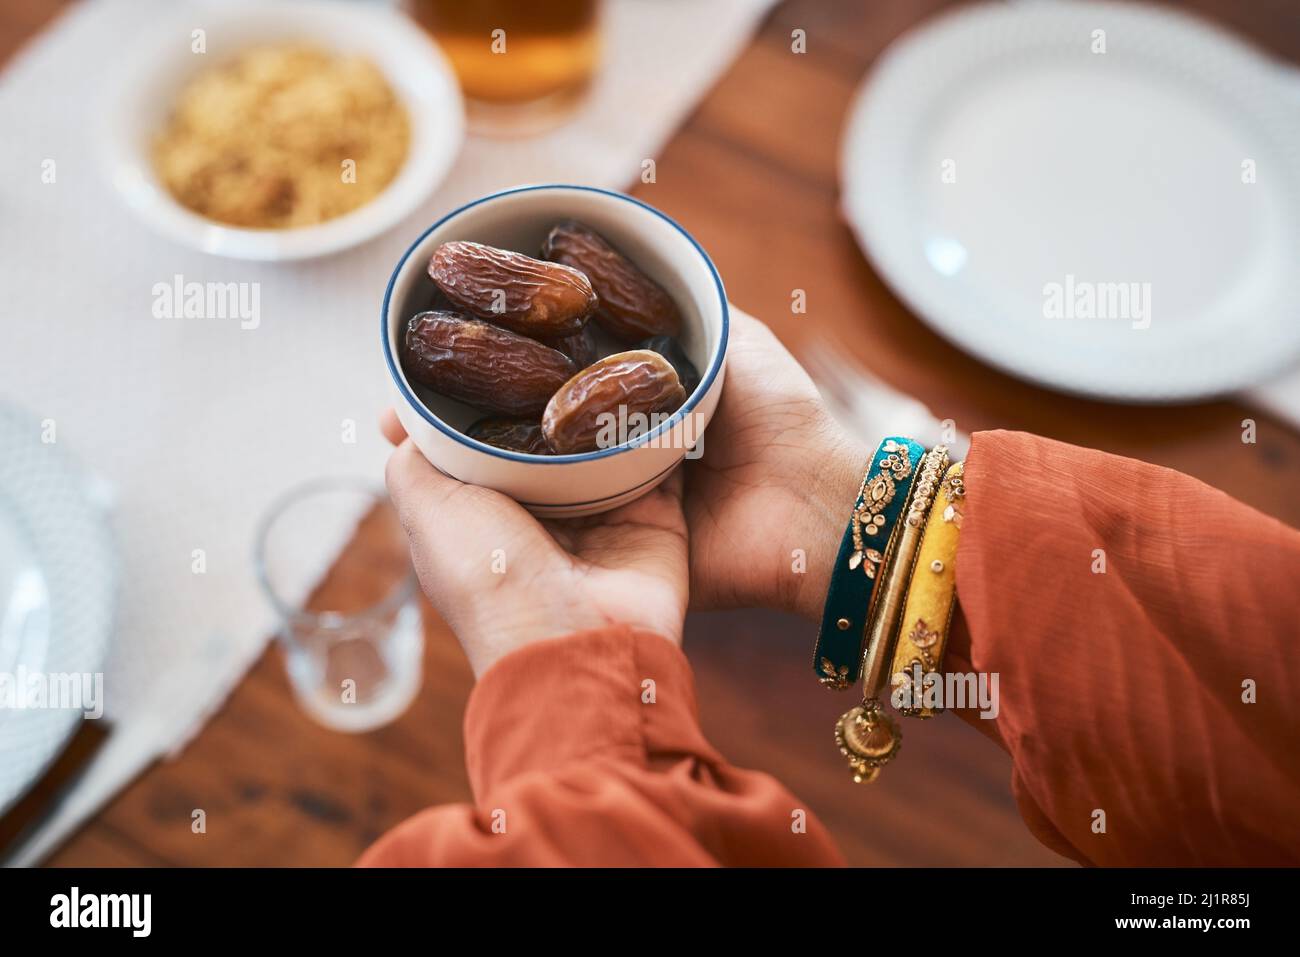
833;445;949;783
889;461;966;718
813;437;926;690
859;445;950;699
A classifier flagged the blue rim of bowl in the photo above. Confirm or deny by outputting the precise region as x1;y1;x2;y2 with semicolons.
382;184;729;464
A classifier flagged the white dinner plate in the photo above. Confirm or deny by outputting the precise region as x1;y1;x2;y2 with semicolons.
0;404;116;817
840;1;1300;401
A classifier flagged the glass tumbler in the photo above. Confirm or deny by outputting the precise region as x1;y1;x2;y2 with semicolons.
255;479;422;732
407;0;603;135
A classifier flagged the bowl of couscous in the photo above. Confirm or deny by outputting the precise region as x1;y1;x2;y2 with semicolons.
99;0;464;261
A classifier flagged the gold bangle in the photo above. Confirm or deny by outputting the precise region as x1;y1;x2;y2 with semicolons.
834;444;949;783
890;461;967;718
859;444;950;698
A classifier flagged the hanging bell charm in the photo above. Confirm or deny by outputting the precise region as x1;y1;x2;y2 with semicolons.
833;698;901;783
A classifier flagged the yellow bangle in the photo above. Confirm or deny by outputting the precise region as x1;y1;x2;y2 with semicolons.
889;461;967;718
859;445;950;699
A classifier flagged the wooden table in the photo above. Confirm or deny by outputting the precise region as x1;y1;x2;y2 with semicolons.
8;0;1298;867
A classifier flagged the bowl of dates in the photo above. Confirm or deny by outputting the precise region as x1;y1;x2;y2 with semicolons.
382;184;728;517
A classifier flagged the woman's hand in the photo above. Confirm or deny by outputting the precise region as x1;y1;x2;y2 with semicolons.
382;411;688;677
684;307;938;620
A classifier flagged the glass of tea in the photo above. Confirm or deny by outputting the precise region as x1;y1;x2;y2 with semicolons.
407;0;602;134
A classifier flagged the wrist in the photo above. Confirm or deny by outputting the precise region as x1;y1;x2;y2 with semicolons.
455;607;601;679
456;584;683;679
782;425;872;622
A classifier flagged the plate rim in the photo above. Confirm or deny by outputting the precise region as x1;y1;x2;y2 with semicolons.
0;404;117;817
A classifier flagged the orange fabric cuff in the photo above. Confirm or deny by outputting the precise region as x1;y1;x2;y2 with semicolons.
952;429;1300;865
463;626;717;801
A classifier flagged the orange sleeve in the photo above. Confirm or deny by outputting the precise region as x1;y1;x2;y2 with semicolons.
358;625;844;867
948;430;1300;866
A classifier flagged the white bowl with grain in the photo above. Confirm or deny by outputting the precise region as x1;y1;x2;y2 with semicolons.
100;0;463;261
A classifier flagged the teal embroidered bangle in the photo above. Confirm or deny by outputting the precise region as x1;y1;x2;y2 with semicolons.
813;436;926;690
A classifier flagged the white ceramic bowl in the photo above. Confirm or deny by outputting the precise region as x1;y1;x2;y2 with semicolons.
99;0;464;261
383;185;729;517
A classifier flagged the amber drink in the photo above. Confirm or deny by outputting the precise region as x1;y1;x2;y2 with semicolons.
408;0;601;130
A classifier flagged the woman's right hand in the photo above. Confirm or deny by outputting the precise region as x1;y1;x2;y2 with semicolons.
684;307;938;620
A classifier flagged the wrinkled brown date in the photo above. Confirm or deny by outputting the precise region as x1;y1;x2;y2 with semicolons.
542;220;682;342
466;416;553;454
429;241;597;338
542;350;686;454
402;311;576;416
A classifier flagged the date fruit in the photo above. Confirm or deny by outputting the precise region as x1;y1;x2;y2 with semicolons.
402;311;576;416
542;350;686;454
542;220;682;341
466;416;553;454
635;334;701;394
429;241;597;338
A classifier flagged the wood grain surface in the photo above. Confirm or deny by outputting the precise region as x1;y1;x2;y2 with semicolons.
6;0;1296;867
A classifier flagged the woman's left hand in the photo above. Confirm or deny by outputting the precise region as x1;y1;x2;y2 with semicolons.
381;409;688;677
